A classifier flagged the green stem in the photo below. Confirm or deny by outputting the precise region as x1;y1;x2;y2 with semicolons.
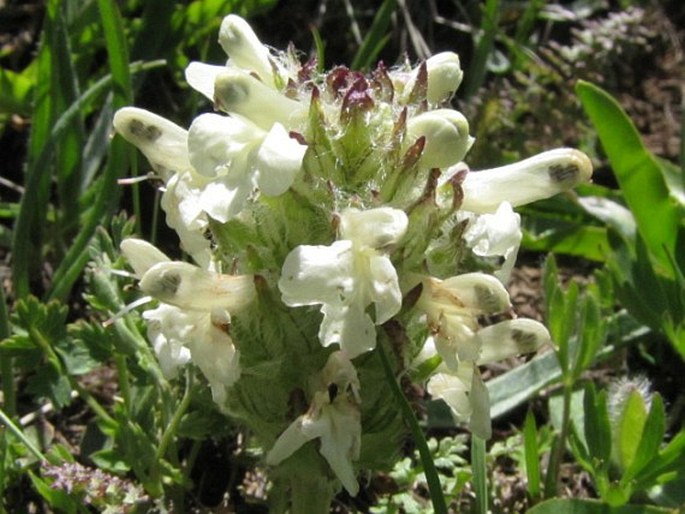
156;373;193;462
376;341;448;514
471;435;488;514
114;353;131;414
0;407;47;463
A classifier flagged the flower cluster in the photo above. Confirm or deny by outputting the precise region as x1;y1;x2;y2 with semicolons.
114;14;592;503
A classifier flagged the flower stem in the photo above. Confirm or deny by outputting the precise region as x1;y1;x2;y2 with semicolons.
376;341;448;514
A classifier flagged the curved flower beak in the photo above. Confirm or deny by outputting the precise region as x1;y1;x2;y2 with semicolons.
120;238;171;277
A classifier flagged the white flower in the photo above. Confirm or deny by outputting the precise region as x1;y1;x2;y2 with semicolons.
267;351;362;496
187;112;307;222
278;207;408;358
185;14;285;99
422;318;549;440
416;273;511;369
144;305;240;403
120;239;255;401
426;362;492;439
458;148;593;213
461;202;522;283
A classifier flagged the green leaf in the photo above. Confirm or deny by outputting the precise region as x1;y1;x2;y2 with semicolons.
576;80;685;277
527;498;676;514
583;384;612;465
614;390;648;473
0;61;37;116
623;394;665;482
634;430;685;489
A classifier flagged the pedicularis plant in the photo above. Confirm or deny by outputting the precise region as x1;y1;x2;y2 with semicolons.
113;14;592;511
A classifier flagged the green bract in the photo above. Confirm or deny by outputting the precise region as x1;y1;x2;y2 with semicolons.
113;14;593;510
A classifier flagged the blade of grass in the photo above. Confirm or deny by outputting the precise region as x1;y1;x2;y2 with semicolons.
0;283;14;418
0;408;48;463
462;0;500;99
472;435;488;514
51;3;85;243
351;0;397;71
12;0;63;299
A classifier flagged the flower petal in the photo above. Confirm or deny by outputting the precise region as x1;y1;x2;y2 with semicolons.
467;368;492;439
279;241;355;307
142;304;192;379
462;202;522;282
188;113;261;178
139;262;256;312
218;14;275;86
185;62;226;101
319;303;376;357
339;207;408;249
254;123;307;196
367;254;402;324
120;238;171;277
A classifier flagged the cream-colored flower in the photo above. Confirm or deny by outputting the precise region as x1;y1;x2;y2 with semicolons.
267;351;361;496
279;207;407;358
120;239;255;402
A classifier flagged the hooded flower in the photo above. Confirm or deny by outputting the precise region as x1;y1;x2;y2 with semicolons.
186;110;307;223
120;239;255;402
266;351;362;496
416;272;551;438
457;148;593;213
278;207;408;358
425;317;551;439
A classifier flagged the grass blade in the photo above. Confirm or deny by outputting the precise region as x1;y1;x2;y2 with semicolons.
471;435;488;514
351;0;396;71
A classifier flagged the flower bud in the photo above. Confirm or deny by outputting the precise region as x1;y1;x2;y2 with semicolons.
218;14;275;86
139;261;256;312
405;109;473;169
214;69;303;131
404;52;463;104
426;52;463;103
459;148;593;213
